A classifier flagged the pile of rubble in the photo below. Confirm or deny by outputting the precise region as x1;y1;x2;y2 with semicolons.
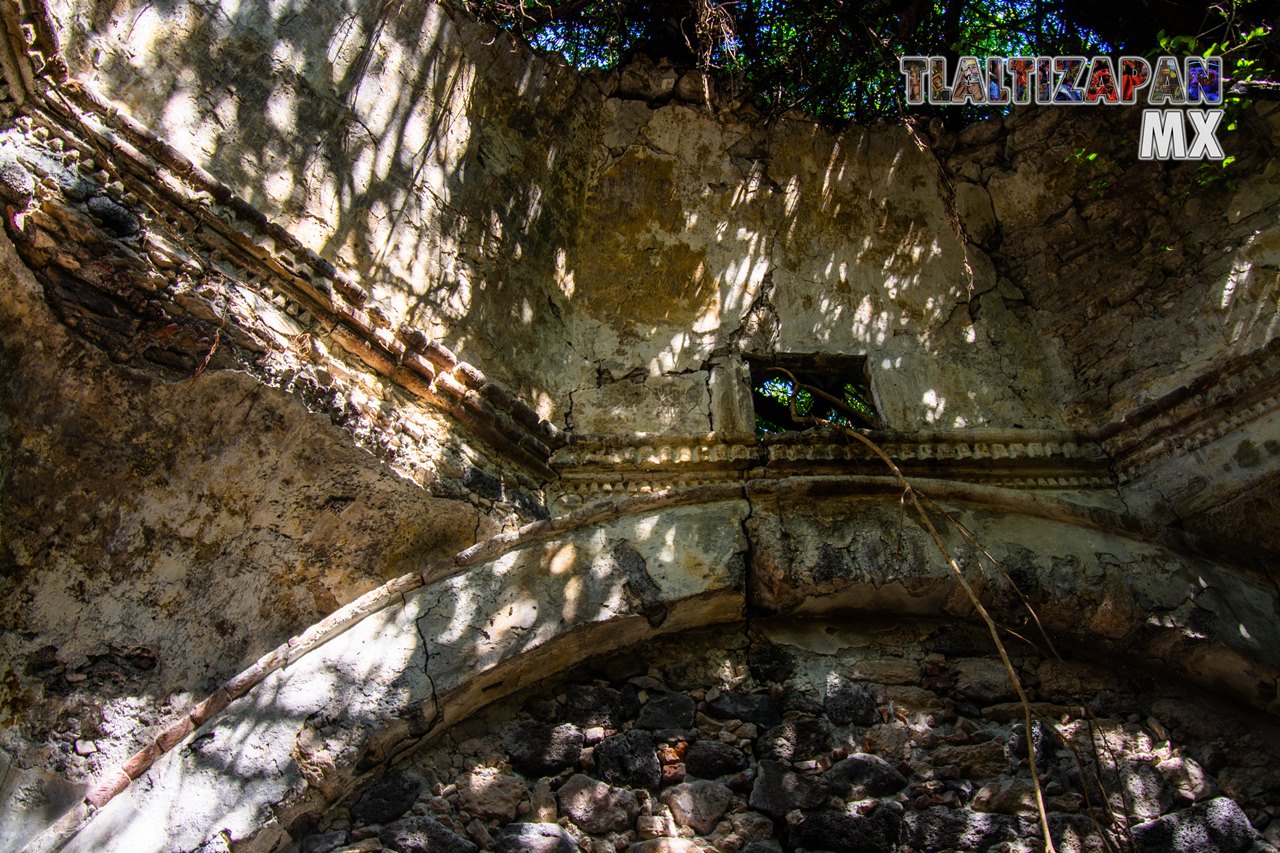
295;623;1280;853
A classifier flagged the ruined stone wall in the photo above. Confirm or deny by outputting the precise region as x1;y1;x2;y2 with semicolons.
294;621;1280;853
48;0;1072;435
0;197;502;848
24;485;1279;853
0;0;1276;851
935;105;1280;545
48;0;600;419
3;4;584;841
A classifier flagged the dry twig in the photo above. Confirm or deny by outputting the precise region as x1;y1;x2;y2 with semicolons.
769;366;1060;853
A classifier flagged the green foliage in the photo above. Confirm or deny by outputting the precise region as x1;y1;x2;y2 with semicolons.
464;0;1277;125
757;376;814;414
1067;148;1099;164
1157;5;1276;135
1064;146;1118;198
753;375;876;440
1195;157;1240;190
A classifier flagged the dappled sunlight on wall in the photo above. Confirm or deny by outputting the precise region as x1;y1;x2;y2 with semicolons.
1216;228;1279;353
52;0;604;425
50;0;1077;435
546;100;1062;434
51;478;1280;851
49;0;1278;444
6;4;1279;850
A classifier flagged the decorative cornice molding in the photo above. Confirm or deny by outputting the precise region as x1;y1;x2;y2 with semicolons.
552;429;1114;506
0;22;565;478
1095;338;1280;477
7;0;1275;494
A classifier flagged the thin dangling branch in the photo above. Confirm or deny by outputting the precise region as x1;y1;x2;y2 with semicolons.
767;366;1060;853
925;499;1062;660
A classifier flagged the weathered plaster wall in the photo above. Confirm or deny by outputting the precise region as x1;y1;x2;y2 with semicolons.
0;0;1276;850
56;498;749;852
935;104;1280;546
0;224;494;850
49;0;1072;434
26;1;1280;448
746;486;1280;705
942;105;1280;429
49;0;600;419
558;109;1066;436
21;487;1279;851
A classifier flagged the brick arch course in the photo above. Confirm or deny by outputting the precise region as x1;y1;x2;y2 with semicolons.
30;481;1279;851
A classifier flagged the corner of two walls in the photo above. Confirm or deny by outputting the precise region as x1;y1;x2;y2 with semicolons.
51;0;1075;442
936;103;1280;549
52;0;1278;462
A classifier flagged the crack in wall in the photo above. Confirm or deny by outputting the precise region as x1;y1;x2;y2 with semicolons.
704;370;714;433
6;7;1277;847
409;593;444;735
563;388;576;431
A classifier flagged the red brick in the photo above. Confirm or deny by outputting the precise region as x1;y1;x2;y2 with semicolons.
155;716;194;752
122;742;162;779
85;769;131;808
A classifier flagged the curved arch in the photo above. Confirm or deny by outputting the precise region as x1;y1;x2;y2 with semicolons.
35;479;1280;852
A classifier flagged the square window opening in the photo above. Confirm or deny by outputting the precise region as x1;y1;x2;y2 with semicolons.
746;354;879;440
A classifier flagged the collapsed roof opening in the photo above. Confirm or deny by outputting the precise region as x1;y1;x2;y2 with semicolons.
746;354;878;440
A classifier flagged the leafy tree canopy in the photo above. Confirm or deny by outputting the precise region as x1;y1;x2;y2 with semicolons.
463;0;1276;124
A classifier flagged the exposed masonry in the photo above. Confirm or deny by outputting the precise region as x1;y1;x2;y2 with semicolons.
24;484;741;850
0;99;1154;518
31;494;751;852
0;139;556;546
5;100;1275;515
0;112;565;475
0;103;1163;511
1;0;1278;850
23;475;1280;851
1;7;566;505
295;624;1280;853
932;103;1280;543
3;0;1275;503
